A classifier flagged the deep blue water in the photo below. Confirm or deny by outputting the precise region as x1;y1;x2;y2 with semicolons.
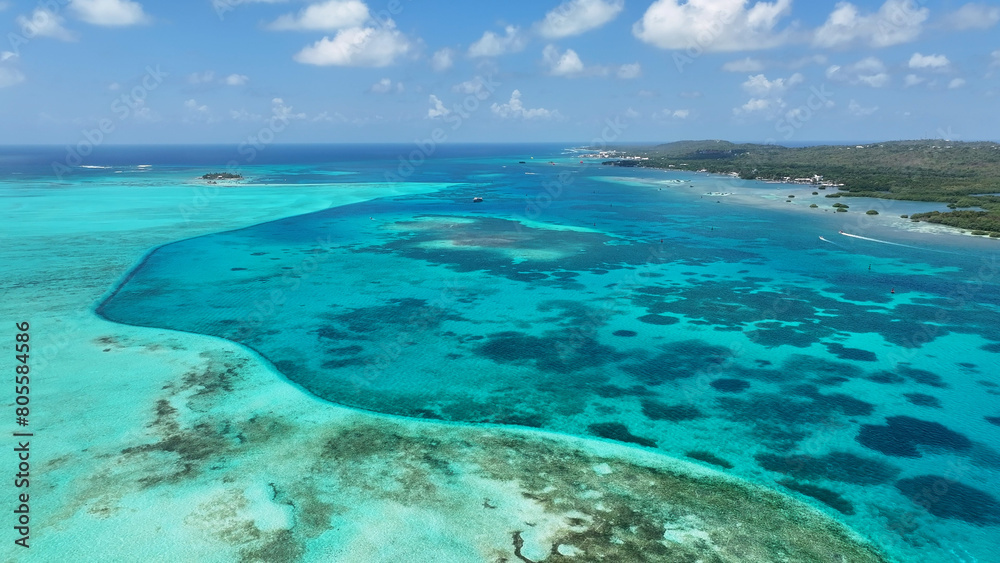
18;144;1000;562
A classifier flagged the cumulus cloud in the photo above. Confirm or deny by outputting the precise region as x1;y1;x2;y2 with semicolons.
741;72;803;97
224;74;249;86
17;9;76;41
468;25;526;57
826;57;889;87
847;99;878;116
427;95;450;118
908;52;949;70
369;77;403;93
536;0;624;38
294;21;412;66
942;3;1000;30
491;90;558;119
733;72;803;118
655;108;691;119
722;57;764;72
813;0;927;48
634;0;793;52
271;97;306;121
542;45;585;76
188;71;216;84
617;62;641;79
949;78;966;89
431;48;455;72
70;0;150;26
267;0;369;31
734;97;781;115
903;73;925;87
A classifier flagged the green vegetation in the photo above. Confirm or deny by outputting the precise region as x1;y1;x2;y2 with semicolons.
809;204;818;208
866;210;879;215
608;140;1000;233
833;203;849;208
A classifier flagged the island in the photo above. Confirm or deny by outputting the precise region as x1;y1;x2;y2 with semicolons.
600;140;1000;236
201;172;243;181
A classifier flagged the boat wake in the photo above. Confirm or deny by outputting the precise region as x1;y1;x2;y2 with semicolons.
838;230;922;249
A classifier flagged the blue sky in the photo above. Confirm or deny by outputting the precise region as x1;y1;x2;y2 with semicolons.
1;0;998;144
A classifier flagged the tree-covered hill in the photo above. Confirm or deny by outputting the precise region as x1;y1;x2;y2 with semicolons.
607;140;1000;235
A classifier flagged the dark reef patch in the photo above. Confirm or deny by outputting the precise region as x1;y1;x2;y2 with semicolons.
756;452;900;485
612;330;638;337
857;416;971;458
904;393;942;408
477;330;622;374
866;371;905;385
779;480;855;515
896;476;1000;525
637;314;680;326
986;416;1000;427
621;340;733;385
898;365;948;388
586;422;657;448
710;378;750;393
640;399;703;422
685;450;733;469
825;343;877;362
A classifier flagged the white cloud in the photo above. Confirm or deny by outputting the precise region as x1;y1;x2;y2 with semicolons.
468;25;526;57
17;9;76;41
722;57;764;72
0;67;25;88
431;48;455;72
294;21;412;66
271;98;306;121
0;51;16;62
634;0;793;52
267;0;369;31
427;95;450;118
108;81;120;90
70;0;150;26
188;71;216;84
992;49;1000;68
452;76;492;95
942;3;1000;30
617;62;641;79
536;0;623;39
949;78;966;89
653;108;691;120
491;90;557;119
369;77;402;93
734;98;780;115
908;52;949;70
624;107;640;118
224;73;249;86
230;109;263;122
813;0;927;48
0;2;10;12
903;74;925;87
542;45;585;76
679;90;703;98
847;99;878;116
826;57;889;87
741;72;803;97
184;99;209;112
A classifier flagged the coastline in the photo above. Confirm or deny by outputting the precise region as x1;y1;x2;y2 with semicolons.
606;168;999;245
1;168;892;562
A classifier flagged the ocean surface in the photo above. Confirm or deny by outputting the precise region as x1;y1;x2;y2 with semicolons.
8;144;1000;561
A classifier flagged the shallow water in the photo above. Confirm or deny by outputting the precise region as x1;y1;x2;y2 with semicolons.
20;144;1000;562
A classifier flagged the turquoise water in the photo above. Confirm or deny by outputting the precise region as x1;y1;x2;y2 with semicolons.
24;144;999;561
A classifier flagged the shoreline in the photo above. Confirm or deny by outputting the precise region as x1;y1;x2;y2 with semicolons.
612;167;999;246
